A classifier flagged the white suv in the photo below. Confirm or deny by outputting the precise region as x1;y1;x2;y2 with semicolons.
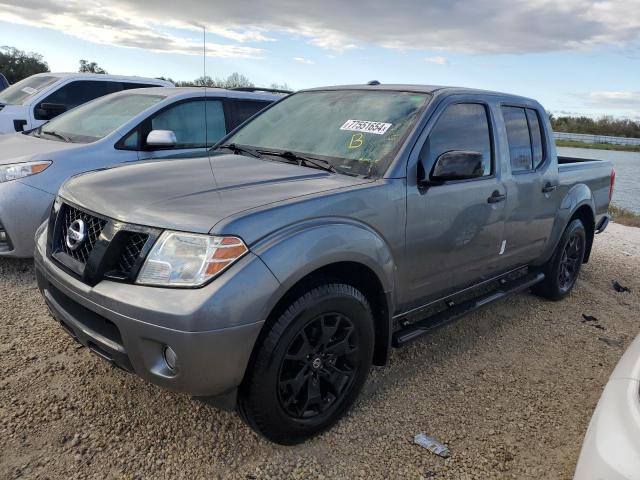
0;72;172;134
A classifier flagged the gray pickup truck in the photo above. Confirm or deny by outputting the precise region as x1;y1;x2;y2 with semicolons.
34;83;614;444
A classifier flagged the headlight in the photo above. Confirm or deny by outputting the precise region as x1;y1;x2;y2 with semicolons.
136;231;248;287
0;161;51;183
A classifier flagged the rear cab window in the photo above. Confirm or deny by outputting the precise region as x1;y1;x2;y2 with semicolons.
502;106;545;173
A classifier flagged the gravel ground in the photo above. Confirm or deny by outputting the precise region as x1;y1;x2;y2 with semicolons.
1;222;639;480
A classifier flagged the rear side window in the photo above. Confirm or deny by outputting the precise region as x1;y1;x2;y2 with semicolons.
526;108;545;169
423;103;492;177
122;82;158;90
150;99;226;148
230;100;271;128
502;106;532;172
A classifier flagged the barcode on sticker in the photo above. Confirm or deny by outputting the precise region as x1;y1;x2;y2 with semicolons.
340;119;392;135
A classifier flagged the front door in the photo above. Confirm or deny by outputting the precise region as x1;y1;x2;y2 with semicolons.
404;100;507;307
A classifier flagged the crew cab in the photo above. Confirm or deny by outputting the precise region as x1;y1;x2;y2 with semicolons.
0;72;172;134
34;84;614;445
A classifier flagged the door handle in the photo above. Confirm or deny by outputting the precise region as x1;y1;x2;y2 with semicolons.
542;183;558;193
487;190;506;203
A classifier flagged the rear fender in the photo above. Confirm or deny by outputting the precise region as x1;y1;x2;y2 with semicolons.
536;183;595;266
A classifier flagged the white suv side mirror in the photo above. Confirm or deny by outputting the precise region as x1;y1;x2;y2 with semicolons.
146;130;177;147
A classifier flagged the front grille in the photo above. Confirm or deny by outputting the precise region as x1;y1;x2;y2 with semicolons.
59;205;107;264
117;232;149;274
50;202;160;285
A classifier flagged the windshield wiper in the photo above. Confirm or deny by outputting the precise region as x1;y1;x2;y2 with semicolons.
215;143;262;159
42;130;71;143
258;150;337;174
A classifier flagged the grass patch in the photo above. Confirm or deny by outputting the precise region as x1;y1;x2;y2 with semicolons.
556;139;640;153
609;204;640;228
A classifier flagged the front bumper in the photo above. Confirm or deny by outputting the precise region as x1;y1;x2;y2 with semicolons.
0;180;54;257
574;335;640;479
34;227;280;397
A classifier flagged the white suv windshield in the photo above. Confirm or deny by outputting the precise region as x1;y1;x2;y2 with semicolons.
224;90;430;177
36;93;165;144
0;75;59;105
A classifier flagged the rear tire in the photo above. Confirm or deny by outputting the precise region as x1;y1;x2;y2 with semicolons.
533;219;586;301
238;283;374;445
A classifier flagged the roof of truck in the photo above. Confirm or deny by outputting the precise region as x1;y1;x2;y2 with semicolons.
303;83;537;103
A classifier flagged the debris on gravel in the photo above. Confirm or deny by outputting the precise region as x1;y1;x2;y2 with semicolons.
1;222;639;479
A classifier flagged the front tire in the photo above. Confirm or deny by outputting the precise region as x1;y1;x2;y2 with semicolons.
238;283;374;445
533;218;586;301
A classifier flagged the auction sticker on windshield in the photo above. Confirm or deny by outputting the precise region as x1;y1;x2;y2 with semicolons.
340;119;392;135
21;87;38;95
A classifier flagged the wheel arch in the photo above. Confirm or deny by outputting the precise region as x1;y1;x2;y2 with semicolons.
536;184;596;266
246;219;398;381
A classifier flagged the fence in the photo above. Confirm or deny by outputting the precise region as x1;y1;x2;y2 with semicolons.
554;131;640;146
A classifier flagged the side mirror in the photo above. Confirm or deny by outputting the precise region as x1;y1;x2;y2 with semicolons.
34;102;67;120
146;130;177;148
428;150;485;183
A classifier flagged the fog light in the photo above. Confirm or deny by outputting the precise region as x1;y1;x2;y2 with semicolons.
0;231;6;242
163;346;177;370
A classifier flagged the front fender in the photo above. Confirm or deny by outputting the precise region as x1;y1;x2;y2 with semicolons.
536;183;595;265
252;217;397;312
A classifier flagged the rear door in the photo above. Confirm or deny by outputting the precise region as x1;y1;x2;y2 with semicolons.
499;105;559;268
404;96;507;307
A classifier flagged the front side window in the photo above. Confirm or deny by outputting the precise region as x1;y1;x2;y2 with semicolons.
423;103;492;177
37;93;165;143
150;100;226;148
0;75;59;105
38;80;117;112
224;90;430;177
502;106;533;172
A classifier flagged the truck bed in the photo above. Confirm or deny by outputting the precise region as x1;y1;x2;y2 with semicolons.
557;156;613;217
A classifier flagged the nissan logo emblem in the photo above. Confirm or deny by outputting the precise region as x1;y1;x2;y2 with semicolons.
66;219;87;251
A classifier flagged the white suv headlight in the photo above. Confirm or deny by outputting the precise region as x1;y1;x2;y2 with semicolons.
0;161;51;183
136;231;248;287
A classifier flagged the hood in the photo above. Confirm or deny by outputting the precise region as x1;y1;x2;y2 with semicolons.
60;154;370;234
0;131;80;164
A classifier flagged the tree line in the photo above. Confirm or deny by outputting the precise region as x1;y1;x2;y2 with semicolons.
0;45;289;91
549;114;640;139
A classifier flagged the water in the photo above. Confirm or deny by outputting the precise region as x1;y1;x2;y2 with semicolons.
558;147;640;214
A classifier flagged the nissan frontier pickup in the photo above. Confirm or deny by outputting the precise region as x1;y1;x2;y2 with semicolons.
34;83;614;444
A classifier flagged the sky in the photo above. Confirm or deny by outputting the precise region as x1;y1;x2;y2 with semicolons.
1;0;639;119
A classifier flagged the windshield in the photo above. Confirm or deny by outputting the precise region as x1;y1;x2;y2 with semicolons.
36;93;165;144
223;90;430;177
0;75;59;105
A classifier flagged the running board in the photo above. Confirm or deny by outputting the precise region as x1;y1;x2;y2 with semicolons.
392;272;545;348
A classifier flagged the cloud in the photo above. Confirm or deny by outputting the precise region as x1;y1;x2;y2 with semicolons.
1;0;640;55
425;56;449;65
0;1;263;58
293;57;314;64
582;91;640;110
